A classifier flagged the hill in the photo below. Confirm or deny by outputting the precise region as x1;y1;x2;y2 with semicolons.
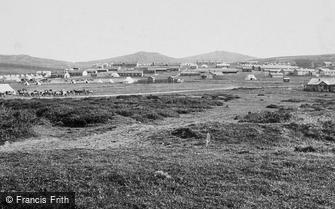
0;54;72;68
179;50;255;63
0;54;72;74
256;54;335;68
77;51;256;67
76;51;177;67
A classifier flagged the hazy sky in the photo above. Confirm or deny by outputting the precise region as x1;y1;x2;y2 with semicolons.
1;0;335;61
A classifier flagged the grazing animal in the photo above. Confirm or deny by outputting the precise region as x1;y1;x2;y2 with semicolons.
205;132;211;147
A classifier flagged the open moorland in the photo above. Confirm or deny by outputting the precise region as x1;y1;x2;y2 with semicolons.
7;72;312;97
0;75;334;208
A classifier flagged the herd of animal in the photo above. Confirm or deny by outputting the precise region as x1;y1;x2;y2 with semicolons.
16;89;93;97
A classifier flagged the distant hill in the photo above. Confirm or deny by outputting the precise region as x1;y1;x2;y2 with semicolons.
178;50;255;63
1;51;257;73
0;54;72;74
77;50;255;67
0;54;72;68
76;51;177;67
256;54;335;68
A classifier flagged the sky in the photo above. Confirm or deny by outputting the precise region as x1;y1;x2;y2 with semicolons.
0;0;335;61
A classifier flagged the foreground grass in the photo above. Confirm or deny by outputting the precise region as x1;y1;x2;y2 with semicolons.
0;92;334;208
0;145;334;209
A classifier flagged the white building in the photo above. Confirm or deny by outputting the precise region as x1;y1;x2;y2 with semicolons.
319;68;335;77
293;68;316;76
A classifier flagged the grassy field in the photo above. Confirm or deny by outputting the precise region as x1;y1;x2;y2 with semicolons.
0;76;334;209
7;72;312;97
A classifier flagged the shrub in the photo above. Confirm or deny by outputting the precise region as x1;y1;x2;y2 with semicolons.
266;104;281;109
61;114;88;127
294;146;316;152
240;110;292;123
0;94;226;128
116;110;134;117
171;127;202;139
281;99;304;103
0;106;36;143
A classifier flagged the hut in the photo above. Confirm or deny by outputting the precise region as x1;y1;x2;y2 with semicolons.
118;71;143;77
318;68;335;77
293;68;316;76
180;71;201;76
209;71;225;80
220;68;239;74
283;77;290;82
269;72;284;78
68;70;88;77
216;63;230;69
305;78;335;92
147;76;156;83
168;76;183;83
242;66;253;72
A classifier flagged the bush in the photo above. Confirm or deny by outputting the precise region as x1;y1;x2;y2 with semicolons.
61;115;88;127
0;94;226;128
0;106;36;143
171;127;202;139
285;121;335;141
266;104;281;109
294;146;316;152
281;99;304;103
240;110;292;123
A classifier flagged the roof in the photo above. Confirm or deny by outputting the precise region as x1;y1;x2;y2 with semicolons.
307;78;335;85
68;70;87;74
210;71;225;76
0;84;16;93
118;70;143;74
220;69;239;73
262;65;299;69
295;68;315;72
318;68;333;72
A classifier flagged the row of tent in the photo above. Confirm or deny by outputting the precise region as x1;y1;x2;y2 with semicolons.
70;77;136;84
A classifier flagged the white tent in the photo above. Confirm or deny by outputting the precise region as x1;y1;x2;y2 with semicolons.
111;73;120;78
108;79;114;83
245;74;257;81
0;84;16;95
123;77;135;84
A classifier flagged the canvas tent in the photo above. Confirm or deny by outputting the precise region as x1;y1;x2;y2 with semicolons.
110;73;120;78
0;84;16;95
123;77;135;84
245;74;257;81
